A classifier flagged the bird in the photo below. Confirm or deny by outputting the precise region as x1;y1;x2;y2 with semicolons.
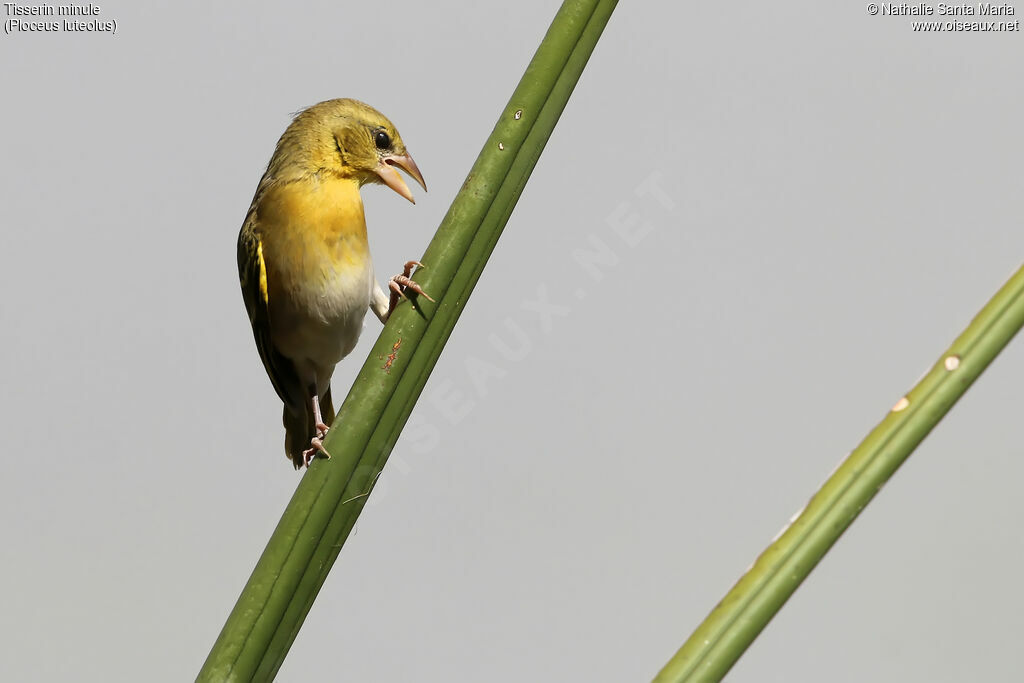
237;98;432;469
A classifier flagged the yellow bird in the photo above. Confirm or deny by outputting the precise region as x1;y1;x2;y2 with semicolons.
237;98;431;469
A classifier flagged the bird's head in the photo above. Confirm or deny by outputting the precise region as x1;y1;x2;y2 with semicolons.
276;98;426;203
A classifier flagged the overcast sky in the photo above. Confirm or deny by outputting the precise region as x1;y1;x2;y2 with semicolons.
2;2;1023;681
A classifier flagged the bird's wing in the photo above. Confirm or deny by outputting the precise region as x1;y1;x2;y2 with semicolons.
237;211;304;410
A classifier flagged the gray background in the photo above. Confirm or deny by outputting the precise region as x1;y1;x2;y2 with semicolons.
2;2;1022;681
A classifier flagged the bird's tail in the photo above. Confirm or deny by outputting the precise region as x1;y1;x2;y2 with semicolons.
283;386;335;469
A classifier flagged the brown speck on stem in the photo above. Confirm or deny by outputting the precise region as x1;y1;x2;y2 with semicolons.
382;338;402;374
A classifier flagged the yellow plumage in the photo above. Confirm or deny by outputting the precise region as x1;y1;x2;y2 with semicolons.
237;99;428;469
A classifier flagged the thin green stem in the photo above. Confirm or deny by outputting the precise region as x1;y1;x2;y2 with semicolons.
198;2;618;681
654;264;1024;682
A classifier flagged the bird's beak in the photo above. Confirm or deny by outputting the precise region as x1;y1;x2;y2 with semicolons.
375;153;427;204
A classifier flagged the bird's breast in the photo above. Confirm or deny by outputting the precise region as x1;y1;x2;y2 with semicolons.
259;176;375;366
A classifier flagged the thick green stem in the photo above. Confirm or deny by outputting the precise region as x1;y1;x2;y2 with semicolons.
198;2;618;680
654;264;1024;682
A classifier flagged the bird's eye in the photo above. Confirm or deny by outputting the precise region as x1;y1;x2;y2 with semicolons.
374;130;391;150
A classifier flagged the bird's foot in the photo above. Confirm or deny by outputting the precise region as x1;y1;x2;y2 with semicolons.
301;422;332;468
387;260;435;318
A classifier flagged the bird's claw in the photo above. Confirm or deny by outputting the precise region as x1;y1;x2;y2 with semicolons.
387;260;435;317
302;423;332;468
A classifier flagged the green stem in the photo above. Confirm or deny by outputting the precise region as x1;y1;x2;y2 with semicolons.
198;2;618;680
654;264;1024;682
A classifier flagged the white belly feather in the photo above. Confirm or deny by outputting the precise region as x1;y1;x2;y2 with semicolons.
269;250;375;387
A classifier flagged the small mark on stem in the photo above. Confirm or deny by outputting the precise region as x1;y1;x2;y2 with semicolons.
514;109;523;120
382;337;402;374
944;354;961;371
892;396;910;412
498;142;505;150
